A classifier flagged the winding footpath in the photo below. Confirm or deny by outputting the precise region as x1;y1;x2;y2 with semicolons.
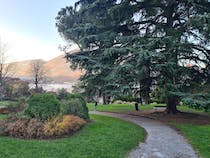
90;111;199;158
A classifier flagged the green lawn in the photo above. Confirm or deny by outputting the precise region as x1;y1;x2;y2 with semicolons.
177;106;210;115
0;114;146;158
88;103;159;112
174;124;210;158
87;103;210;158
88;103;210;115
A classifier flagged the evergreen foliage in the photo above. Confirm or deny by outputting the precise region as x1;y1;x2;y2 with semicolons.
24;93;61;121
61;99;89;119
56;0;210;113
58;92;89;119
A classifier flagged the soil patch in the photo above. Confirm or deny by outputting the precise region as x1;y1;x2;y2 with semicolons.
126;110;210;125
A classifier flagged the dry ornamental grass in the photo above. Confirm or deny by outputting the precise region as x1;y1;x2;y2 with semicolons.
0;115;86;139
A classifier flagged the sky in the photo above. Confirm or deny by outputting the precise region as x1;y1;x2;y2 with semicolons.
0;0;78;62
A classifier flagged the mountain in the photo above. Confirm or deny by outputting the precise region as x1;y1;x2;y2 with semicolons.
9;59;46;79
9;54;83;83
43;55;82;83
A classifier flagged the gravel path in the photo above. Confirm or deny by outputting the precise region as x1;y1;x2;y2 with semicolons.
90;111;199;158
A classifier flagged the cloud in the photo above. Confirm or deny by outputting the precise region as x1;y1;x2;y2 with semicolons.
0;27;63;62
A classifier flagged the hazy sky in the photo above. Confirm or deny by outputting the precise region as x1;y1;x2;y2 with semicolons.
0;0;78;62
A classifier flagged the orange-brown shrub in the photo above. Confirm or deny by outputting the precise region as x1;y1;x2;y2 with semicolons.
0;116;44;139
5;118;29;138
43;115;86;137
0;115;86;139
26;119;44;138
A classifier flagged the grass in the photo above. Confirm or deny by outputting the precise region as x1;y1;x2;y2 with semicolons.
87;103;161;112
177;106;210;115
0;114;146;158
0;100;17;107
174;124;210;158
88;103;210;115
0;114;7;120
87;103;210;158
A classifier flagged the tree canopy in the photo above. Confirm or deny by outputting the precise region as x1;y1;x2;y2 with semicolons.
56;0;210;113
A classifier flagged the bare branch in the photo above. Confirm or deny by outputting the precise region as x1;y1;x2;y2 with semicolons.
0;38;14;84
30;60;46;90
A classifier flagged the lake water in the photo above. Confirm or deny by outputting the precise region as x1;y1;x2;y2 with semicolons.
29;83;74;92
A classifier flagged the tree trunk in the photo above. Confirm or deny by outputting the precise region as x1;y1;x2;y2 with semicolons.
35;73;39;92
166;96;179;114
35;80;38;92
144;89;150;104
165;2;179;114
139;77;151;105
102;93;107;105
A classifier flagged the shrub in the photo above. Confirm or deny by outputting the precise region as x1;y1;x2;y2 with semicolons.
0;115;86;139
26;118;44;138
57;88;69;100
182;95;210;112
113;100;124;104
18;97;26;105
0;115;44;139
0;83;13;100
57;92;86;104
24;93;61;121
113;95;136;103
4;118;29;138
61;99;89;119
58;93;89;119
29;87;45;95
12;81;30;98
151;87;166;103
43;115;86;138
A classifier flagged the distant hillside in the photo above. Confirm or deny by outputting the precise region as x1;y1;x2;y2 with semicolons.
9;54;83;83
10;59;46;79
43;55;82;83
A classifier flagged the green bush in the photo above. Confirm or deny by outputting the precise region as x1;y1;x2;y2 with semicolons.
113;95;136;102
57;88;69;100
151;87;166;103
59;93;89;119
113;100;124;104
24;93;60;121
182;94;210;112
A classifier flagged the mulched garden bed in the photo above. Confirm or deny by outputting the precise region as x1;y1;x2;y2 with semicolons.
126;110;210;125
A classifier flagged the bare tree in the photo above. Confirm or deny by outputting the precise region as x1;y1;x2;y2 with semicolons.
30;60;46;91
0;39;16;100
0;39;14;85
